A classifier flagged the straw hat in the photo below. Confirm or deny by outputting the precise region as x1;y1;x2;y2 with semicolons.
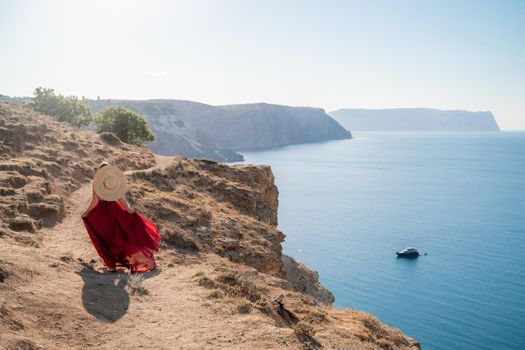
93;165;127;201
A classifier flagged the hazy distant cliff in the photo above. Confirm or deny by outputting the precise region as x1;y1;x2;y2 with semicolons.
214;103;351;149
329;108;500;131
89;100;351;161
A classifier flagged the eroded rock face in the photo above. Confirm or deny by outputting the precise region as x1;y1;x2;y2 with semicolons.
282;255;335;305
127;158;284;275
0;102;156;245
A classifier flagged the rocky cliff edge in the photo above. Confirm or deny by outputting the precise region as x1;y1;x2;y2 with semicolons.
0;102;418;350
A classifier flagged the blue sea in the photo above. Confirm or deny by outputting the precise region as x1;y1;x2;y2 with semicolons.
240;132;525;350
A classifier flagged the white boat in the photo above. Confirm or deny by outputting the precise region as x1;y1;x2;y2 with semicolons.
396;246;420;257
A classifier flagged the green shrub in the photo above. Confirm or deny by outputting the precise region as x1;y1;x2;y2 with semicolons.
27;87;92;128
94;106;155;146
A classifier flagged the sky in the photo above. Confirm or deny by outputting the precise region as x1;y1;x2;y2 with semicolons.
0;0;524;130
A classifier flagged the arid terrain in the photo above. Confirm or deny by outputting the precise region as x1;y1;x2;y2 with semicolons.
0;102;419;350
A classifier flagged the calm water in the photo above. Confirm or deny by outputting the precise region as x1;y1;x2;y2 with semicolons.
240;132;525;350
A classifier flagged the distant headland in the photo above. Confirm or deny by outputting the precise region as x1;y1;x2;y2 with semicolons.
329;108;500;132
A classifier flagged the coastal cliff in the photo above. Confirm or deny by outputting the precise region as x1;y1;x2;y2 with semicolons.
0;103;418;349
89;100;352;162
210;103;352;149
330;108;500;131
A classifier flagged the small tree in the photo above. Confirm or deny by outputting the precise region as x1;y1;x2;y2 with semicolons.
94;106;155;146
27;87;92;128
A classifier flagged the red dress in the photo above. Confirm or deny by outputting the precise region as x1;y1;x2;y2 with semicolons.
82;200;161;272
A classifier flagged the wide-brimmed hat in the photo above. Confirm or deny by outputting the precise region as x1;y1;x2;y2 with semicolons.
93;165;127;201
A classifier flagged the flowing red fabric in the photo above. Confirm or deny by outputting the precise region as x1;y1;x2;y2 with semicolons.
82;200;161;273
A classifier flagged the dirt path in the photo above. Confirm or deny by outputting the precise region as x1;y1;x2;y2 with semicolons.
4;155;296;350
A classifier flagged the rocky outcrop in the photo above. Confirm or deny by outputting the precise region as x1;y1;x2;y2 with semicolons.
89;99;351;161
127;158;284;275
282;255;335;305
330;108;500;131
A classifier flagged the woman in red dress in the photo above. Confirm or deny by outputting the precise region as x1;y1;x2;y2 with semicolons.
81;162;161;273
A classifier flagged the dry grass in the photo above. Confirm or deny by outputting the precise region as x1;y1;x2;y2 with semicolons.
192;270;205;278
127;273;149;297
196;270;263;303
319;309;420;350
77;258;97;271
237;303;252;314
0;266;7;283
294;321;321;350
293;321;316;338
197;275;217;289
207;290;225;299
217;270;264;302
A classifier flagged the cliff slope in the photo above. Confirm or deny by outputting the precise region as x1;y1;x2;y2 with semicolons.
89;100;352;161
89;99;244;163
217;103;352;149
0;103;418;350
330;108;500;131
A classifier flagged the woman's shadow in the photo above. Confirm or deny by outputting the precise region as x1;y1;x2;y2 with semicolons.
77;267;160;322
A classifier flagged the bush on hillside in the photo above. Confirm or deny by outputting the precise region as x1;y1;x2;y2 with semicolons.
26;87;92;128
94;106;155;147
